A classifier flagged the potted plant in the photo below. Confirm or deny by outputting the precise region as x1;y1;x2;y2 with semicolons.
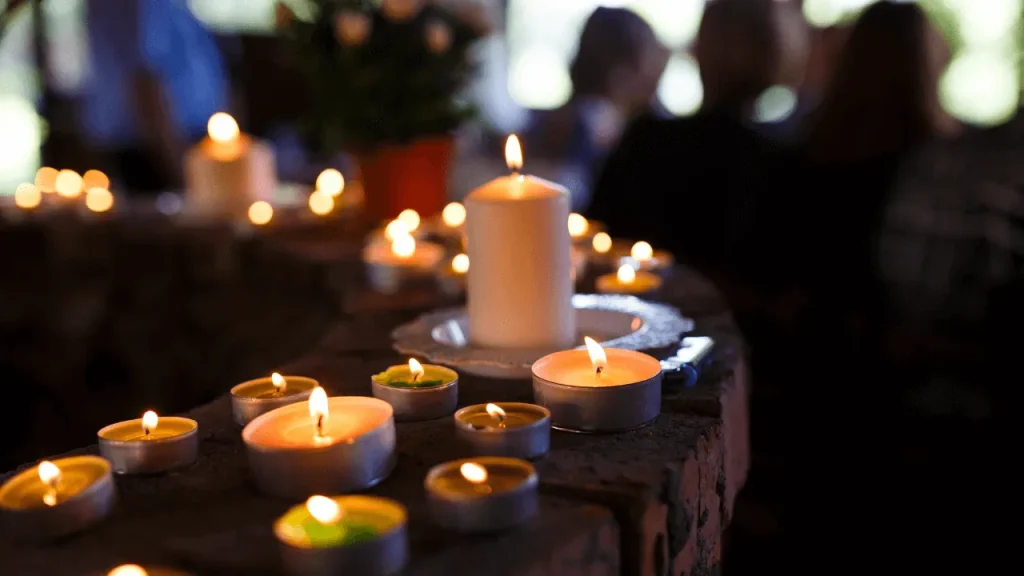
279;0;490;219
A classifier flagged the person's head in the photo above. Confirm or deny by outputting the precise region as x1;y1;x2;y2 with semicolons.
695;0;809;116
569;7;670;116
807;1;955;162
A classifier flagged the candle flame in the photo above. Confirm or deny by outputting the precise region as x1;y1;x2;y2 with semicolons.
451;253;469;274
14;183;41;209
485;403;506;423
409;358;424;382
442;202;466;227
384;219;409;242
397;208;421;232
308;190;335;215
567;213;589;238
460;462;488;484
592;232;612;254
505;134;523;172
306;495;343;524
584;336;608;376
86;187;114;213
248;201;273;225
108;565;148;576
617;264;636;285
55;169;83;198
315;169;345;197
631;241;653;262
391;234;416;259
142;410;158;436
82;169;110;191
38;460;60;486
309;387;329;437
35;166;58;192
207;112;239;143
271;372;286;392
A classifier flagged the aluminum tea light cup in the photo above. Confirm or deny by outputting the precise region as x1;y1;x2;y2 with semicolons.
453;402;550;459
243;390;396;499
362;233;444;295
532;337;662;432
231;373;318;427
275;495;408;576
425;457;538;533
98;411;199;474
435;253;469;296
595;262;663;296
0;456;116;542
371;359;458;422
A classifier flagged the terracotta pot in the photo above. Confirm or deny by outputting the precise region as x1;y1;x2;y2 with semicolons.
357;136;453;221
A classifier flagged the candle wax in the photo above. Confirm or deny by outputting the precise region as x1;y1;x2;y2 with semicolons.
98;417;197;442
235;377;317;399
245;397;392;450
533;348;662;388
0;456;108;510
372;365;456;389
274;496;405;549
547;364;647;387
429;463;532;498
595;270;662;294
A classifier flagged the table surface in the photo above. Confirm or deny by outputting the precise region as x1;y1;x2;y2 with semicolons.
0;218;750;576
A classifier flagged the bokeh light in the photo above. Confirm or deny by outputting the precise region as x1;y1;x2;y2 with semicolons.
55;169;83;198
308;190;335;215
85;187;114;213
248;201;274;225
657;54;704;117
14;183;41;209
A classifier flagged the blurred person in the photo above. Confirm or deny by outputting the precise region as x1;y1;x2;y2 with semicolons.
79;0;228;194
751;0;814;143
526;6;669;211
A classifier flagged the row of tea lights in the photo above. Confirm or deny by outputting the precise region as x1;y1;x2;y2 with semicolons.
5;168;116;216
0;337;662;576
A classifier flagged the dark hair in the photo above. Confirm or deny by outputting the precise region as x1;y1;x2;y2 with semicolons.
569;7;658;98
806;1;945;162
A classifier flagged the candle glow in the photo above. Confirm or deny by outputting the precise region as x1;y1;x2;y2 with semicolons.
631;241;653;262
384;219;409;241
38;460;60;506
505;135;523;172
207;113;240;143
391;234;416;259
308;190;334;215
408;358;424;382
14;183;41;209
82;170;110;191
55;169;83;198
248;201;273;225
272;372;287;393
86;187;114;213
442;202;466;227
142;411;158;436
617;264;636;285
397;208;421;232
451;253;469;274
315;169;345;197
309;387;329;440
35;167;58;192
460;462;488;484
306;495;343;525
108;565;148;576
567;213;589;238
583;337;608;377
592;232;612;253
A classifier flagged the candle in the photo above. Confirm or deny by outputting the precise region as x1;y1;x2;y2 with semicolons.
248;200;274;226
453;402;550;459
0;456;116;542
592;232;612;255
532;337;662;432
396;209;421;233
442;201;466;228
242;393;396;498
308;190;335;216
425;457;539;533
184;112;277;221
55;169;84;198
623;240;674;272
465;134;575;349
567;212;589;239
595;263;663;295
371;359;459;422
316;169;345;197
275;495;408;576
85;187;115;213
14;183;41;210
97;411;199;474
436;253;469;296
104;565;193;576
361;231;444;294
231;373;319;426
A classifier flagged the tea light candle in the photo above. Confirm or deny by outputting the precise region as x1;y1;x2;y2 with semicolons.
0;456;116;542
371;359;459;422
567;213;604;245
102;565;193;576
425;457;539;533
532;337;662;432
231;373;319;426
441;201;466;229
275;495;408;576
453;402;550;459
595;263;663;295
623;241;674;272
436;253;469;296
243;390;396;498
98;411;199;474
362;232;445;294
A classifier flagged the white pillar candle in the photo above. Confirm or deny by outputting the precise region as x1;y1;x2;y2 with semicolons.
465;135;575;349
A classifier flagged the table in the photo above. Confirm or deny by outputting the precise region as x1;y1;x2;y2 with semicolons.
0;218;749;576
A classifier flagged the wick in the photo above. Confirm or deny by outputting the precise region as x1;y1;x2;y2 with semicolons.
143;426;151;437
412;372;421;384
595;366;603;377
316;414;324;439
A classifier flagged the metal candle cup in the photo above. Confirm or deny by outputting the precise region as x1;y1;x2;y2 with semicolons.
275;495;408;576
595;265;663;295
453;403;550;459
231;375;318;427
362;237;444;294
98;415;199;474
425;457;539;533
371;362;458;422
0;456;116;543
532;344;663;433
242;396;396;499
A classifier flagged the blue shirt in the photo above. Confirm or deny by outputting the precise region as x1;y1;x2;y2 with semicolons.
81;0;226;148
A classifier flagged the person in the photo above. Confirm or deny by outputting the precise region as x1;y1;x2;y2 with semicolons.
79;0;228;194
526;7;669;211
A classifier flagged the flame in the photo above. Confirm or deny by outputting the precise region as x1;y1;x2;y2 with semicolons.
142;410;158;435
442;202;466;227
86;188;114;213
248;201;273;225
55;169;83;198
82;169;110;191
567;213;589;238
391;234;416;259
35;167;58;192
505;134;523;172
631;241;653;262
485;403;506;423
617;264;636;284
384;219;409;242
451;253;469;274
592;232;612;254
583;336;608;376
207;113;239;143
271;372;286;392
306;495;343;524
309;387;329;437
460;462;488;484
38;460;60;486
308;190;334;215
409;358;424;382
108;565;148;576
14;183;41;209
397;209;421;232
315;169;345;197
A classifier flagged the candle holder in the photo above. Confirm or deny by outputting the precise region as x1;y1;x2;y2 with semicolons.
595;265;664;296
0;456;116;543
425;457;539;533
453;403;550;459
243;396;396;499
276;495;408;576
362;239;444;295
371;363;458;422
231;375;318;427
98;415;199;474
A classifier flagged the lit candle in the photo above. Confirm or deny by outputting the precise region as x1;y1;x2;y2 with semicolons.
371;359;459;422
362;228;444;294
595;263;663;295
592;232;612;255
14;183;41;210
55;169;83;199
275;495;408;576
82;169;110;191
316;168;345;198
532;337;662;432
466;134;575;349
309;190;335;216
85;187;115;213
184;113;278;221
106;565;193;576
621;240;674;272
567;213;589;239
425;457;539;533
231;373;319;426
396;208;421;233
435;253;469;296
442;202;466;228
97;411;199;474
248;200;274;226
0;456;116;542
453;402;550;459
242;394;396;498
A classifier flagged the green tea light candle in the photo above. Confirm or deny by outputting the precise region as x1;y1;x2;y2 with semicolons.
275;495;408;576
231;373;319;426
371;359;459;422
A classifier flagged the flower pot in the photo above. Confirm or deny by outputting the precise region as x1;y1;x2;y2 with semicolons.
357;136;453;221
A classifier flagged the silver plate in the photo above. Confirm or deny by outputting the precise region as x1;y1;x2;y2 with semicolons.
392;294;693;379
